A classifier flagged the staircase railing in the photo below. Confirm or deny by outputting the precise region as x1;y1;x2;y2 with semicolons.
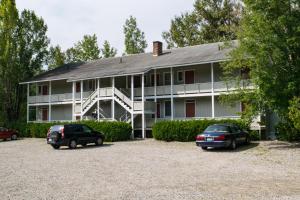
82;89;98;111
114;88;132;108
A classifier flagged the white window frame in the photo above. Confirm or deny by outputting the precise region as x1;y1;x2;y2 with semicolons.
37;84;49;96
163;72;171;86
177;71;184;83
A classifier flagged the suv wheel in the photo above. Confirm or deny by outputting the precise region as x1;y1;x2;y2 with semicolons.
201;146;208;150
95;137;103;146
11;134;17;140
230;139;237;150
51;144;60;149
69;140;77;149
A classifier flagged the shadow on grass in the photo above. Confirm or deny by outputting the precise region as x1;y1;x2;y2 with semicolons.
202;142;260;153
58;143;114;150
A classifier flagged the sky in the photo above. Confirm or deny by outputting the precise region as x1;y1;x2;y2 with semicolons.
15;0;195;55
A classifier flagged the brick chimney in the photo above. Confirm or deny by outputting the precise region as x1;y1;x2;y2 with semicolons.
153;41;163;56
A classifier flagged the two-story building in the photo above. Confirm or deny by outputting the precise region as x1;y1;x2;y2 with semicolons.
20;41;255;138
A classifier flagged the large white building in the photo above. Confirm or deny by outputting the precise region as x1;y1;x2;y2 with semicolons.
21;41;259;138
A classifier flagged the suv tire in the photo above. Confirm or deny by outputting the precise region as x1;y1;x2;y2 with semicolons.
69;140;77;149
51;144;60;149
230;139;237;150
11;134;17;140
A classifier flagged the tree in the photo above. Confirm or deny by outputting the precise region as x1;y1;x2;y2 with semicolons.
223;0;300;125
47;45;65;70
67;34;101;62
163;0;242;48
101;40;117;58
0;0;49;123
123;16;147;54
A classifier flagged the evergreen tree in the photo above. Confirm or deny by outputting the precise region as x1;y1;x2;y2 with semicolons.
163;0;242;48
47;45;66;70
123;16;147;54
101;40;117;58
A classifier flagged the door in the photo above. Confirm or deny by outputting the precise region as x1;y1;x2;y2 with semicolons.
42;85;48;95
42;109;48;121
156;103;161;118
186;100;195;118
82;125;94;143
185;70;195;84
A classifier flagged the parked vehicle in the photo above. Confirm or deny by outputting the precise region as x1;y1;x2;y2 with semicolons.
196;124;250;150
47;124;105;149
0;127;18;141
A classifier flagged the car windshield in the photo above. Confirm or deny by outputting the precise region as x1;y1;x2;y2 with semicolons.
205;125;229;132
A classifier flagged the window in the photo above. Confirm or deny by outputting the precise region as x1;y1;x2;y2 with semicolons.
82;125;92;133
164;72;171;85
177;71;183;82
165;101;171;117
88;80;95;90
76;82;81;93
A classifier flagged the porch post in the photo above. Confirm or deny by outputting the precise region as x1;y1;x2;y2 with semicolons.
27;84;30;123
211;63;215;119
72;81;76;121
97;79;100;121
154;69;157;123
48;81;52;122
142;74;145;139
111;77;115;120
80;80;83;120
171;67;174;120
131;75;134;138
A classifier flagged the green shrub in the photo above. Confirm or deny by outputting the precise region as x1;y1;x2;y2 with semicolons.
249;130;260;141
152;119;249;142
276;122;300;142
7;121;131;142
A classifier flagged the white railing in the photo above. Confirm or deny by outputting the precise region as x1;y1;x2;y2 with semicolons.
82;89;99;111
114;88;132;108
28;92;92;104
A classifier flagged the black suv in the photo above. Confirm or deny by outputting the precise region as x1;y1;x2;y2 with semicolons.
47;124;105;149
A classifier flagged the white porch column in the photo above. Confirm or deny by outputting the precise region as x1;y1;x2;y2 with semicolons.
97;79;100;121
80;80;83;120
48;81;52;122
111;77;115;120
211;63;215;119
72;82;76;121
171;67;174;120
154;69;157;123
27;84;30;123
142;74;145;139
131;75;134;138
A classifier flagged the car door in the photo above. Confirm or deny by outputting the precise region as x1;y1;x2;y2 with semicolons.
0;127;5;139
82;125;94;143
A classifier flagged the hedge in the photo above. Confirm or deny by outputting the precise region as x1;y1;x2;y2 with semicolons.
152;119;249;142
7;121;132;142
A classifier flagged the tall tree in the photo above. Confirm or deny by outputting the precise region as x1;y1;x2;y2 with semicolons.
0;1;49;123
47;45;65;70
67;34;101;62
163;0;242;48
123;16;147;54
101;40;117;58
223;0;300;124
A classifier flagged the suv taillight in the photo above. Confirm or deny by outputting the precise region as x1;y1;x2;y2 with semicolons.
196;135;205;141
214;134;226;141
61;128;65;139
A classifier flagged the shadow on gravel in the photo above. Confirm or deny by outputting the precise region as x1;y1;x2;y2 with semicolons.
203;142;259;153
59;144;114;150
0;138;24;143
266;142;300;150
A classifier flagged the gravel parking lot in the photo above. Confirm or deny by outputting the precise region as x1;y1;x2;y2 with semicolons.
0;138;299;200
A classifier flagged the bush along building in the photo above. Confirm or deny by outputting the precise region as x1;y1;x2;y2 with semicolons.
20;41;263;138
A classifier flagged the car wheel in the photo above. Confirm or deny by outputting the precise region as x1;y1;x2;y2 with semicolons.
11;134;17;140
95;137;103;146
51;144;60;149
245;137;250;145
69;140;77;149
230;139;237;150
201;146;208;150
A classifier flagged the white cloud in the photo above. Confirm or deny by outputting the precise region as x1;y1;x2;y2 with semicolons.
15;0;195;55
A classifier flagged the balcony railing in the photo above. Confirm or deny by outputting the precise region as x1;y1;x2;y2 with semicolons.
28;92;92;104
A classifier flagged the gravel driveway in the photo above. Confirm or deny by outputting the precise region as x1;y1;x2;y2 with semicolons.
0;138;299;200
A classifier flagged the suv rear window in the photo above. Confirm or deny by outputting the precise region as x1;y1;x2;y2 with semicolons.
50;125;64;132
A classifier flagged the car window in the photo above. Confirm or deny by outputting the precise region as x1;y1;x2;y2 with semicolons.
205;125;229;132
82;126;92;133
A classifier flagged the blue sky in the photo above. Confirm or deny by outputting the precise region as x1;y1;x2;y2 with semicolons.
16;0;195;55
